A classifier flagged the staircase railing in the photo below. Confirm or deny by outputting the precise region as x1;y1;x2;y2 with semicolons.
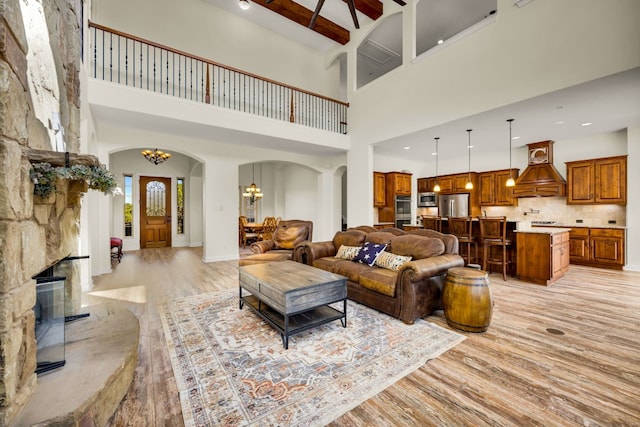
88;22;348;134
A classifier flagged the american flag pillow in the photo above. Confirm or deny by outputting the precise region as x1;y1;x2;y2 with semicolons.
352;242;387;266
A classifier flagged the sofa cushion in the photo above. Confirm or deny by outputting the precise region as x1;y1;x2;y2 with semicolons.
333;230;367;248
313;258;370;283
388;235;445;260
353;242;387;266
274;223;309;249
364;231;396;245
359;267;397;297
375;251;412;272
336;245;362;260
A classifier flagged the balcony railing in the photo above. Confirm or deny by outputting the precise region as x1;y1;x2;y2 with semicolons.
88;22;348;134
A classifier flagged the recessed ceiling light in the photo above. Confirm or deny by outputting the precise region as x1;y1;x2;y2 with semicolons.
431;152;437;156
437;39;444;45
555;121;565;125
467;145;474;149
403;146;411;150
512;136;520;140
581;122;592;127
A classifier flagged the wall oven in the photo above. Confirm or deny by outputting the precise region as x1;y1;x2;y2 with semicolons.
417;192;437;207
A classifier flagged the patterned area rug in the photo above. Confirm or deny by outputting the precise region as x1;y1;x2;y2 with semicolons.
159;290;465;426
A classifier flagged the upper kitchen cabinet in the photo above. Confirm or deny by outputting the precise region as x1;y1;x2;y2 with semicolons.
387;172;412;196
479;169;519;206
435;173;477;194
417;178;435;193
373;172;387;207
566;156;627;205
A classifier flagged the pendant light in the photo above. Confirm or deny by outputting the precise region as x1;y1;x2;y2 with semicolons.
242;163;263;204
433;137;441;192
465;129;474;190
506;119;516;187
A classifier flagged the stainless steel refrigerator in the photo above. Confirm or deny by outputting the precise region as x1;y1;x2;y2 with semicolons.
438;193;469;218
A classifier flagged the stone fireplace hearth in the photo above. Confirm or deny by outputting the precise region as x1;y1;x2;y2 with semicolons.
0;0;88;424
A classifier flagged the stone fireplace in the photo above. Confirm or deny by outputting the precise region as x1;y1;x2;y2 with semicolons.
0;0;85;424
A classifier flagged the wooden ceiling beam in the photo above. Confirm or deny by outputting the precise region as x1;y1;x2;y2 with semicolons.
346;0;383;21
252;0;350;45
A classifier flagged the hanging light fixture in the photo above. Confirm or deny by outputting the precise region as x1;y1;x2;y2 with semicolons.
465;129;474;190
238;0;250;10
506;119;516;187
141;148;171;165
433;137;441;192
242;163;263;204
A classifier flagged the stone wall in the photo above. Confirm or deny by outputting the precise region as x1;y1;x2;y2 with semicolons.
0;0;82;425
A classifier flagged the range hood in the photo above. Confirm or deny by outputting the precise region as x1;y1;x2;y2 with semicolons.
512;140;566;198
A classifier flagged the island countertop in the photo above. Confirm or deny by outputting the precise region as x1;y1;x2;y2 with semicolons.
514;227;573;235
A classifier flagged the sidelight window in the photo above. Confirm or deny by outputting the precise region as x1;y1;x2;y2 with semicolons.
123;174;133;237
177;178;184;234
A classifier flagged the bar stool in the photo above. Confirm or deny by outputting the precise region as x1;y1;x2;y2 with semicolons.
448;216;478;266
478;216;512;281
422;215;442;232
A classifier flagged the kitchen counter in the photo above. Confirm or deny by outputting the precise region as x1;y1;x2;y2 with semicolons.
515;227;573;234
516;228;571;286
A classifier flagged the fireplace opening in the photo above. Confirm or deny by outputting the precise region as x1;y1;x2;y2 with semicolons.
32;255;90;374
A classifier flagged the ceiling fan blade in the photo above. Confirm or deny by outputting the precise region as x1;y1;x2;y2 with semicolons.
265;0;274;3
308;0;326;29
346;0;360;29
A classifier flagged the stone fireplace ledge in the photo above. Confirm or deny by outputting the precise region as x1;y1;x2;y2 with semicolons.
13;304;139;427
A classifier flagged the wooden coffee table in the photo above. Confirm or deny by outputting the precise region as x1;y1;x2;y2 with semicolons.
239;261;347;349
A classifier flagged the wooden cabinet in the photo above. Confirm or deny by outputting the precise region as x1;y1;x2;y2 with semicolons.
389;172;412;196
566;156;627;205
417;178;435;193
479;169;519;206
568;227;589;263
516;230;570;286
568;227;625;269
377;172;412;223
373;172;386;207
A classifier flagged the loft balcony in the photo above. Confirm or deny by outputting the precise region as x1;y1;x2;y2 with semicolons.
87;22;349;153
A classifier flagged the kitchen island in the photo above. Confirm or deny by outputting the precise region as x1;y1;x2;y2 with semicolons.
515;227;572;285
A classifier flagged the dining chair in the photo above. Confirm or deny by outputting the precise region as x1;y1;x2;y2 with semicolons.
239;216;259;247
259;216;278;241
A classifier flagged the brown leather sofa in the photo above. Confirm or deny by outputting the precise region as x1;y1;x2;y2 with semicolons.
239;219;313;266
294;228;464;324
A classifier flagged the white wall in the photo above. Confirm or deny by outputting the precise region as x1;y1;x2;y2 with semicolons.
344;0;640;145
109;150;197;251
91;0;340;99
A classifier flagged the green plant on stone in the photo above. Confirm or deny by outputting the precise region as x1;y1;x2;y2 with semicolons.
30;162;121;198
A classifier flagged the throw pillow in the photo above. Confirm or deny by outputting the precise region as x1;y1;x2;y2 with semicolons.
352;242;387;266
335;245;362;260
375;251;413;272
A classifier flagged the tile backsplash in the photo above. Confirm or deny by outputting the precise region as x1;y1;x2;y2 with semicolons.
484;197;626;227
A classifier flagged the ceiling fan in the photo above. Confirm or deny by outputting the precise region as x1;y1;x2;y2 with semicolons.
265;0;360;30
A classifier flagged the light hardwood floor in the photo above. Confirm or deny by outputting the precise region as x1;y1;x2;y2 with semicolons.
87;247;640;426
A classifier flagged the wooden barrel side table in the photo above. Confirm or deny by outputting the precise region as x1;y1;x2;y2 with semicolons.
443;267;493;332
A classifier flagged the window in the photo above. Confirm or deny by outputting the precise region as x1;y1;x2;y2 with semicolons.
177;178;184;234
123;174;133;237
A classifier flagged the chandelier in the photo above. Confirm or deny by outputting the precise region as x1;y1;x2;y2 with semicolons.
141;148;171;165
243;164;263;204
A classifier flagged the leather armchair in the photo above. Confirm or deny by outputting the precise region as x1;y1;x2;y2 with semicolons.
240;220;313;266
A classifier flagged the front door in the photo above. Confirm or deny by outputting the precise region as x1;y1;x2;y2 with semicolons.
140;176;172;249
